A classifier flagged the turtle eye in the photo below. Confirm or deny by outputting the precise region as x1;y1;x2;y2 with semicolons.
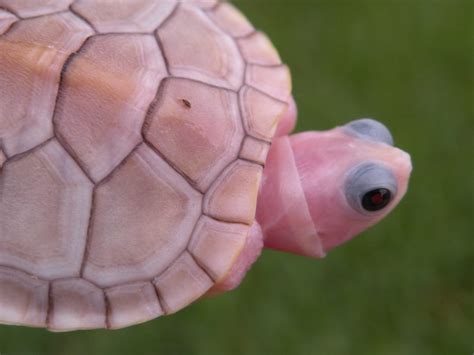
361;188;392;211
345;163;397;214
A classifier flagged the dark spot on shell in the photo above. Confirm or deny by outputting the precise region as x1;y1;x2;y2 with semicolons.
181;99;191;109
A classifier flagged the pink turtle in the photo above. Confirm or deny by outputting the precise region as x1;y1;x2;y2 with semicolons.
0;0;412;331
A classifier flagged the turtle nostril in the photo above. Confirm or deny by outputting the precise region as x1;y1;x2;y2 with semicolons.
343;118;394;146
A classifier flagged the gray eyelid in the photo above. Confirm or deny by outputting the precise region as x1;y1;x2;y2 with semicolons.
344;118;394;146
345;162;398;214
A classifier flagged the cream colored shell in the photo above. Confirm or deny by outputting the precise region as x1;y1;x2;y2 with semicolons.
0;0;291;330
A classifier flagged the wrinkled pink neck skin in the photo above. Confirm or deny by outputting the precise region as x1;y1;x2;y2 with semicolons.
257;128;412;257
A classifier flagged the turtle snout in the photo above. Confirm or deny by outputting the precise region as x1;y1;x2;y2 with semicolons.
343;118;394;146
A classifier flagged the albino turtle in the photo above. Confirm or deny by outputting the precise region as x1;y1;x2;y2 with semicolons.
0;0;412;331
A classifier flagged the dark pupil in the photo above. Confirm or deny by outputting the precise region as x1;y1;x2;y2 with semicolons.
361;188;391;211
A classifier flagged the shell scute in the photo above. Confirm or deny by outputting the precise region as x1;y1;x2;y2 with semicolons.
153;251;213;314
0;0;73;18
54;34;166;182
0;12;92;156
208;2;254;38
144;78;243;192
246;64;292;102
49;278;106;331
72;0;177;33
204;160;263;225
83;144;202;288
238;31;281;65
0;139;93;280
189;216;248;281
240;86;288;141
106;281;163;330
4;12;93;52
0;267;48;328
157;4;244;90
239;136;271;165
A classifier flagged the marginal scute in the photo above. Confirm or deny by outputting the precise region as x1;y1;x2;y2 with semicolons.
0;0;73;18
144;78;243;192
49;278;106;331
208;3;254;37
204;160;263;225
239;136;271;165
238;31;281;65
83;144;202;288
153;252;213;314
240;86;288;141
0;13;92;156
189;216;248;281
0;9;16;35
106;282;163;330
0;267;48;327
246;64;292;102
158;4;244;90
72;0;177;33
0;139;93;280
54;34;166;182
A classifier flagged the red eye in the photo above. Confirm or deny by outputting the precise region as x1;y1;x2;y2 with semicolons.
362;188;391;211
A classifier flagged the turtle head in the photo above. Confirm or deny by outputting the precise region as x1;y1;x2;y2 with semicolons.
258;118;412;257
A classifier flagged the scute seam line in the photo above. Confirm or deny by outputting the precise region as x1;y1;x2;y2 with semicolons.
154;33;170;76
15;10;70;22
103;289;110;329
169;75;238;93
187;249;216;283
0;5;20;18
95;143;142;187
45;281;53;329
69;4;97;33
79;186;96;278
153;0;179;76
141;78;204;195
239;156;265;167
0;17;18;35
246;84;289;105
152;286;167;316
202;212;251;227
52;34;96;184
2;136;54;165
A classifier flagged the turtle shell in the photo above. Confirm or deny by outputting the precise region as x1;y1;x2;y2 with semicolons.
0;0;291;330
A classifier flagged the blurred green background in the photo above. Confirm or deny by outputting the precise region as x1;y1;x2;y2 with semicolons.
1;0;472;354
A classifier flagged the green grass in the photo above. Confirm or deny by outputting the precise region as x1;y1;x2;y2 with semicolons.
1;1;472;354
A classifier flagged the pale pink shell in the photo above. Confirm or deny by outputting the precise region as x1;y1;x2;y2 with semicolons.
0;0;291;330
